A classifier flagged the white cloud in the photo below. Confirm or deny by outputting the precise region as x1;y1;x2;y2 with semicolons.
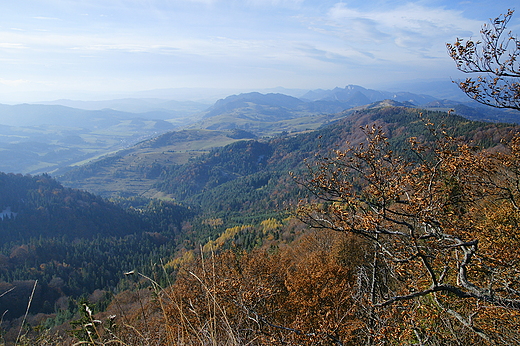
323;2;480;59
0;78;29;86
245;0;303;7
0;43;27;49
184;0;217;4
33;16;60;20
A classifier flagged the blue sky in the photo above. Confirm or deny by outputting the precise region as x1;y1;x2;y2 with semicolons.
0;0;518;102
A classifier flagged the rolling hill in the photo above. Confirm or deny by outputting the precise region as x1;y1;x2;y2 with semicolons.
1;102;519;343
0;103;203;175
57;129;251;197
188;86;519;137
0;172;193;321
2;85;518;177
60;102;519;205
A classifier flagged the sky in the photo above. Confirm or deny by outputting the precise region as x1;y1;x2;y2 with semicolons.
0;0;518;102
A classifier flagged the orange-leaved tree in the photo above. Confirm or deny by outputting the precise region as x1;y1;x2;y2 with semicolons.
297;122;520;344
156;232;368;345
447;9;520;110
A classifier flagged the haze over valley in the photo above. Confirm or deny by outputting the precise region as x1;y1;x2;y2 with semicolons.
1;82;517;178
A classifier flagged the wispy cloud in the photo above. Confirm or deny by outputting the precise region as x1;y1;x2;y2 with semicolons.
320;3;480;60
33;16;60;20
0;0;516;101
0;43;27;49
245;0;303;7
296;43;374;64
0;78;29;86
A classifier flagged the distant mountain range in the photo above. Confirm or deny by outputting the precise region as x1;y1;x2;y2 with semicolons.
190;85;518;134
0;103;203;175
37;98;210;116
202;85;435;120
0;84;518;175
299;84;437;105
0;102;205;127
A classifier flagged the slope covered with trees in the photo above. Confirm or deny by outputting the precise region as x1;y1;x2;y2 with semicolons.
3;8;520;343
0;173;144;241
157;106;517;211
0;173;194;325
2;104;519;345
18;105;516;345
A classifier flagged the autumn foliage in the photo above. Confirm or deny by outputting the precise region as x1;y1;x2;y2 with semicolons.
47;121;519;346
297;121;520;344
447;9;520;110
7;108;520;345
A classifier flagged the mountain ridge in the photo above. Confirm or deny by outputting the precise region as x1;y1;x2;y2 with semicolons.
60;103;519;201
1;83;518;176
299;84;437;105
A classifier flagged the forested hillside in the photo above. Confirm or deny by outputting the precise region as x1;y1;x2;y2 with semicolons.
123;106;520;345
2;105;519;345
0;173;145;241
0;173;195;326
157;106;517;214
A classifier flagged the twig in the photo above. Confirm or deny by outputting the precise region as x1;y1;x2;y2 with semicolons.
15;280;37;346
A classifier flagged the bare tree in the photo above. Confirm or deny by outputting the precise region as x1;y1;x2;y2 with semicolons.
447;9;520;110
